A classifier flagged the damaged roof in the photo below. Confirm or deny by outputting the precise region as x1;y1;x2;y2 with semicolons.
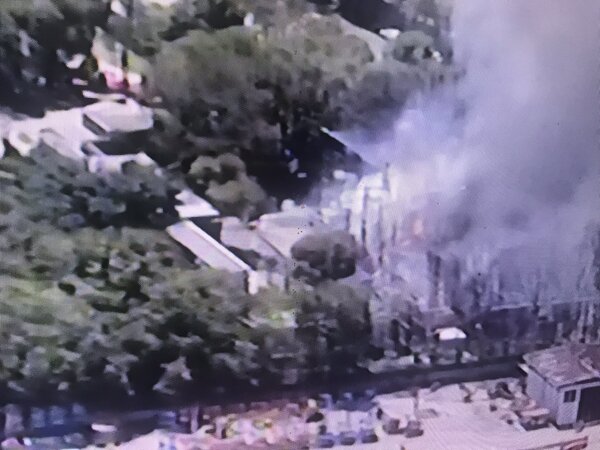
524;343;600;388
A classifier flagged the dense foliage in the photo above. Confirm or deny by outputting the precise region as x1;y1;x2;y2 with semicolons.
147;10;450;184
0;0;110;87
1;0;452;205
100;0;450;204
292;230;359;281
0;149;371;400
0;0;452;402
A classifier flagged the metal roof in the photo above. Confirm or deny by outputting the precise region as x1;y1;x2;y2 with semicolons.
524;343;600;388
167;220;251;273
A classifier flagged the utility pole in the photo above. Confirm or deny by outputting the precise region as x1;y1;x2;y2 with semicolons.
576;300;587;343
377;202;386;270
361;187;369;251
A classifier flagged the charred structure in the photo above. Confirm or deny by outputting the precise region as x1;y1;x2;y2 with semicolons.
318;164;600;366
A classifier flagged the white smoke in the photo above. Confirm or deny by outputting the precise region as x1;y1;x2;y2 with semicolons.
335;0;600;269
451;0;600;251
328;0;600;296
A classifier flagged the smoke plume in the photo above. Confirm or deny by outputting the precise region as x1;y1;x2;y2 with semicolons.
335;0;600;284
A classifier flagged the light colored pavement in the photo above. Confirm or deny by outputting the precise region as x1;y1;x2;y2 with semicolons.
100;378;600;449
334;380;597;450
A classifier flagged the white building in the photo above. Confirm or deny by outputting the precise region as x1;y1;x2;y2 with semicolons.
82;99;153;136
524;343;600;427
6;98;153;161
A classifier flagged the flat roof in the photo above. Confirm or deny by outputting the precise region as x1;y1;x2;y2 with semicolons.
254;207;329;258
175;190;219;218
83;100;153;134
524;343;600;388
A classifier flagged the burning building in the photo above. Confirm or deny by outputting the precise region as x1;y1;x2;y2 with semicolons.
317;158;599;362
316;0;600;363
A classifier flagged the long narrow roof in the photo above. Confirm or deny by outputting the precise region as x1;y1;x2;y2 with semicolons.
167;220;251;273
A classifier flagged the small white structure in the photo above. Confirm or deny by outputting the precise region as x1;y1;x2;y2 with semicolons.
220;216;283;263
524;343;600;427
64;53;87;70
7;129;39;156
6;100;159;171
141;0;179;7
435;326;466;342
379;28;401;40
174;189;220;219
243;13;255;27
82;99;153;135
434;326;467;354
168;220;252;273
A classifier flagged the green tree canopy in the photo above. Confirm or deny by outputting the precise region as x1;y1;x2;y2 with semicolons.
291;230;358;280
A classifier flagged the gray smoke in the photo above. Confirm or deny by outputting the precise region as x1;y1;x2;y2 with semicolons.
334;0;600;280
451;0;600;252
328;0;600;297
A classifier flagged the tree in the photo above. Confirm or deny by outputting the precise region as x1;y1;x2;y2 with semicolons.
291;230;358;280
205;175;275;221
0;0;455;398
392;30;434;63
0;147;184;229
143;5;450;206
0;0;111;89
